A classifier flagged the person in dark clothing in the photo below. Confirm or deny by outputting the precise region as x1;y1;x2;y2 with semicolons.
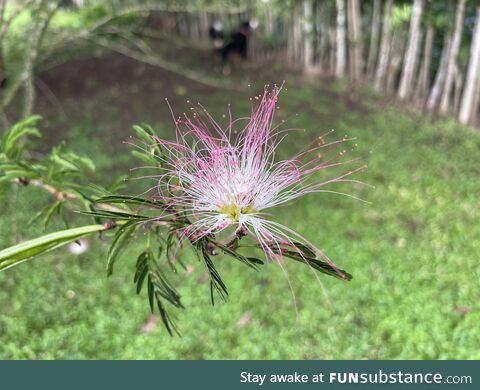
209;20;224;49
219;21;252;67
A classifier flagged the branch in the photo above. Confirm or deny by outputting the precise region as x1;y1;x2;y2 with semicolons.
0;0;60;114
13;177;126;214
0;0;39;41
89;35;241;90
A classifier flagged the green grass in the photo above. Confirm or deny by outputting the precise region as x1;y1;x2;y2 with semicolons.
1;75;479;359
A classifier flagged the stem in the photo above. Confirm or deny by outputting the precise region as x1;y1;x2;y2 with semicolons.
14;178;126;213
222;226;248;250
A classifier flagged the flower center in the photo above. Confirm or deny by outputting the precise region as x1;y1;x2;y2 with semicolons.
218;202;255;222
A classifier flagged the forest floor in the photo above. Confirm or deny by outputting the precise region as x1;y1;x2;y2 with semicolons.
1;50;479;359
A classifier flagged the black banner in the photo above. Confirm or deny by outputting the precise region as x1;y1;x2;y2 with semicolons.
0;360;477;389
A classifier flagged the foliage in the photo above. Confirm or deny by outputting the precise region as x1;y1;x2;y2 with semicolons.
0;115;353;334
391;3;412;30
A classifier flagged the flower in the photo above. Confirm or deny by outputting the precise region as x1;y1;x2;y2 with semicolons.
150;85;363;266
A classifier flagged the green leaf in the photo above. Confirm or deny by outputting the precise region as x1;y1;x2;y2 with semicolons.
212;240;263;271
133;246;183;335
107;175;128;193
49;147;95;174
106;221;138;276
131;150;155;164
155;292;179;336
0;224;107;271
196;239;228;304
0;160;43;181
282;250;352;281
165;231;184;271
28;200;64;229
134;250;149;294
131;123;164;164
57;201;70;229
291;242;317;258
152;272;183;309
132;123;157;144
2;116;42;159
147;274;155;312
79;209;150;221
96;195;165;208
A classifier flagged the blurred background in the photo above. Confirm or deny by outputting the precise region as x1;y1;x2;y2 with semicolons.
0;0;479;359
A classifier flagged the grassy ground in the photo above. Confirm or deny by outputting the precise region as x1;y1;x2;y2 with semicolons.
1;55;479;359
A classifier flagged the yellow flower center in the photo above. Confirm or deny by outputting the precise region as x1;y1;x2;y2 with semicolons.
218;203;255;222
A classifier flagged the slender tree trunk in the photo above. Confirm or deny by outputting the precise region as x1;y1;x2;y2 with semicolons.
439;0;465;115
453;65;463;114
347;0;363;82
398;0;424;99
414;26;434;104
471;86;480;126
426;34;451;112
459;6;480;124
374;0;393;90
0;0;6;83
198;11;209;39
303;0;314;71
386;29;405;94
366;0;381;78
335;0;347;77
316;0;328;72
288;1;303;65
264;1;273;36
329;26;336;74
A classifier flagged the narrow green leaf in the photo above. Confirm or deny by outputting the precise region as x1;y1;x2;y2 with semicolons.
147;274;155;313
134;251;149;294
290;242;317;258
282;251;352;281
196;239;228;302
106;221;138;276
2;116;42;159
79;209;149;221
155;292;179;336
96;195;164;208
0;224;107;271
212;241;263;271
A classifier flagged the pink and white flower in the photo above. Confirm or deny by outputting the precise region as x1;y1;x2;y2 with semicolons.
149;85;363;267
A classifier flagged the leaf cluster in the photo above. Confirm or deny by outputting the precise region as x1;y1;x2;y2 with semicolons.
0;118;353;335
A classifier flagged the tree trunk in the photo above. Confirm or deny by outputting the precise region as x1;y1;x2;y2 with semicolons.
347;0;363;82
471;86;480;126
439;0;466;115
303;0;314;71
329;26;336;74
386;28;406;94
398;0;424;100
426;34;451;112
459;6;480;125
414;26;434;104
374;0;393;90
453;64;463;114
288;1;303;66
366;0;381;78
264;1;273;36
198;11;209;39
335;0;347;77
316;0;328;72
